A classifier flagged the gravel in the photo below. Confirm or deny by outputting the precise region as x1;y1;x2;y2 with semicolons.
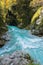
0;51;32;65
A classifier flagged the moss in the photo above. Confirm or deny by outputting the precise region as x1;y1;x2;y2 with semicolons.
30;0;43;7
29;0;43;23
6;0;32;29
31;7;43;24
30;6;43;36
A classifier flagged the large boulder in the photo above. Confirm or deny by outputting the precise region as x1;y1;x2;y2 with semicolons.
30;7;43;36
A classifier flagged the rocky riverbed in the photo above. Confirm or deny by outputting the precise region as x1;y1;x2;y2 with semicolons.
0;51;36;65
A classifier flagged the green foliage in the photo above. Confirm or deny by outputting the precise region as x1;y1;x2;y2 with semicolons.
0;1;8;36
27;63;39;65
30;0;43;13
6;0;32;28
31;7;43;24
30;6;43;36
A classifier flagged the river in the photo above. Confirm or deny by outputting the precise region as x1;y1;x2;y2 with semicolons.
0;26;43;65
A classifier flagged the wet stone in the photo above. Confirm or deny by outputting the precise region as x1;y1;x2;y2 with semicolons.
0;51;33;65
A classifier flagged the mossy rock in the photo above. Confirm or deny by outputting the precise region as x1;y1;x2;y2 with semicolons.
6;0;32;29
30;0;43;12
29;0;43;21
30;6;43;36
30;0;43;7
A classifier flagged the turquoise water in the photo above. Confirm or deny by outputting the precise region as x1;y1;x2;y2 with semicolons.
0;26;43;65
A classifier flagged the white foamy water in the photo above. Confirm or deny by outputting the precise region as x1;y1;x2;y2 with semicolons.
0;26;43;65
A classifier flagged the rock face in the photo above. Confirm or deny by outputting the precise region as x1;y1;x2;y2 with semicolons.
0;23;8;47
30;0;43;7
30;0;43;12
6;10;18;26
0;32;10;47
29;0;43;22
6;0;33;29
30;7;43;36
0;51;35;65
0;2;8;47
